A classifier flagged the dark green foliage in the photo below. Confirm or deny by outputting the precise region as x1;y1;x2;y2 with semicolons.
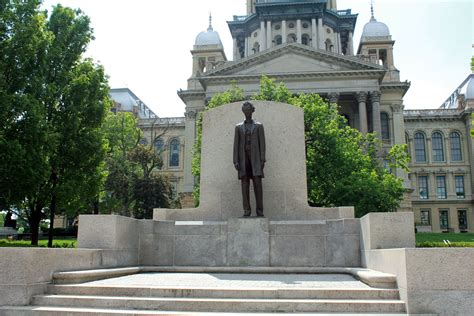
192;76;408;217
101;112;172;218
0;1;111;245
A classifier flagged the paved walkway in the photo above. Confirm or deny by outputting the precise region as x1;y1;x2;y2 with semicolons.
84;273;372;289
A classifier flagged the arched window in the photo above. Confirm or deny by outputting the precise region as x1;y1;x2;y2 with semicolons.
414;132;426;162
432;132;444;162
301;34;310;45
155;138;164;159
380;112;390;140
252;42;260;54
450;132;462;161
274;35;282;46
169;139;180;168
325;39;333;52
287;34;297;43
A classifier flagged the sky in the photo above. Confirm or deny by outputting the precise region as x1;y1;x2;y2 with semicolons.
41;0;473;117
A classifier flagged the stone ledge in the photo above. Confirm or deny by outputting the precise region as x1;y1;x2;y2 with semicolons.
52;266;397;289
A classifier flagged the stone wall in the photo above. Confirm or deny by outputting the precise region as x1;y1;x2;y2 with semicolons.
0;248;138;306
360;212;474;315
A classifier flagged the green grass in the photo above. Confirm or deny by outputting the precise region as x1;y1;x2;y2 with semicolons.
416;233;474;247
0;238;76;248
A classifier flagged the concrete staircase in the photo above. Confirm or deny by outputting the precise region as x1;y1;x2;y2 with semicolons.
0;267;407;315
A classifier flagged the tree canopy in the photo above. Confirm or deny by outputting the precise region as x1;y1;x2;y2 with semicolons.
0;1;111;244
192;76;409;217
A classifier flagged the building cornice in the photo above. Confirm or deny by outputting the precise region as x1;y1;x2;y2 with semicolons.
177;89;206;103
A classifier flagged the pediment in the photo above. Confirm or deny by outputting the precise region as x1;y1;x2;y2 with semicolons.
204;43;383;78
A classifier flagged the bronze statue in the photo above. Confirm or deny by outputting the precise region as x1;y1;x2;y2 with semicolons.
233;101;266;217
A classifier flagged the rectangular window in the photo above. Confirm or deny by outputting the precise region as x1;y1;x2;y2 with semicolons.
436;176;446;199
455;175;465;199
439;210;449;230
420;209;431;225
418;176;429;199
458;210;468;230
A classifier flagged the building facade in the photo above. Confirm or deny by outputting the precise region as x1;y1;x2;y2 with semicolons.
117;1;474;232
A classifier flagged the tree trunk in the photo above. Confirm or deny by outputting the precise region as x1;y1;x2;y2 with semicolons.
93;200;99;214
47;192;56;248
30;204;43;246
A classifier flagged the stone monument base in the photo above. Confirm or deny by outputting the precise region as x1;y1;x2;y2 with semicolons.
139;217;360;267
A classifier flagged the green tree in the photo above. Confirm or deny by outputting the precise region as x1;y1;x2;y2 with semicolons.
192;76;408;217
101;112;172;218
0;1;111;245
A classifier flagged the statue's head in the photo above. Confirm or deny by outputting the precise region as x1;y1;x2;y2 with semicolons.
242;101;255;114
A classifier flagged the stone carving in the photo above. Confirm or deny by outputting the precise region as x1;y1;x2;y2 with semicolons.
233;101;266;217
327;92;339;104
356;91;368;103
370;91;381;103
185;110;198;120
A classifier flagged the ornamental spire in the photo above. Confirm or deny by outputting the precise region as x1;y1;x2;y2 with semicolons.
208;12;213;31
370;0;376;21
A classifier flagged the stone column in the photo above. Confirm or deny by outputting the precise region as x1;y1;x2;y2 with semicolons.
356;92;368;134
317;17;324;50
347;32;354;55
266;20;272;49
183;110;198;194
370;91;382;138
311;18;317;49
328;92;339;104
337;32;342;54
260;20;266;51
244;37;249;56
233;38;239;60
296;19;302;44
282;20;287;44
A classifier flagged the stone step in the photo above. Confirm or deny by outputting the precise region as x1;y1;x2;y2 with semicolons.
47;284;400;300
32;295;406;313
0;306;412;316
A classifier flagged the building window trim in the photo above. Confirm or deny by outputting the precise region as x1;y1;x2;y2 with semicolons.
418;175;429;199
450;131;462;162
439;209;449;230
414;132;426;163
455;175;465;199
169;138;180;168
431;131;445;162
436;175;447;199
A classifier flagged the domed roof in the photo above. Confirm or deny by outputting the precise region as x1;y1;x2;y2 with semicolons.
195;15;222;46
362;16;390;38
466;74;474;99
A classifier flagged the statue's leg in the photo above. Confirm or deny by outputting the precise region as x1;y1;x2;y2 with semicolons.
241;177;251;216
253;177;264;216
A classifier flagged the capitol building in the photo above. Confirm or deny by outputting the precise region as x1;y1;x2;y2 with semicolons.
111;0;473;233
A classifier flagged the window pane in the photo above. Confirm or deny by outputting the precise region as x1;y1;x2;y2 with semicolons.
436;176;446;199
455;175;465;199
458;210;468;230
420;209;431;225
418;176;429;199
169;139;180;167
450;132;462;161
439;210;449;229
414;133;426;162
432;132;444;162
381;113;390;140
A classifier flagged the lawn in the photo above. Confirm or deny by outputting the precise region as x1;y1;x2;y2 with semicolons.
0;238;76;248
416;233;474;247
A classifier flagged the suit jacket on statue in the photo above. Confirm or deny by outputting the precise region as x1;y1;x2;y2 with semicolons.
233;119;266;179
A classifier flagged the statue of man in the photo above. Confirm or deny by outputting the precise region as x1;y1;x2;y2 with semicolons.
233;101;266;217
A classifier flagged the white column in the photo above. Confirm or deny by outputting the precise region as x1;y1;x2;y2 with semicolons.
282;20;287;44
311;18;317;49
260;20;266;51
266;20;272;48
337;32;342;54
233;38;239;60
357;92;368;134
296;19;302;44
244;37;249;56
317;17;324;49
370;91;382;138
348;32;354;55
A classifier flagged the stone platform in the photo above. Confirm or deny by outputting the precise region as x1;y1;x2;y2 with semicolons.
79;217;361;267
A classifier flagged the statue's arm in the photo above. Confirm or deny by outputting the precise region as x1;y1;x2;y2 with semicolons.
233;125;240;170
